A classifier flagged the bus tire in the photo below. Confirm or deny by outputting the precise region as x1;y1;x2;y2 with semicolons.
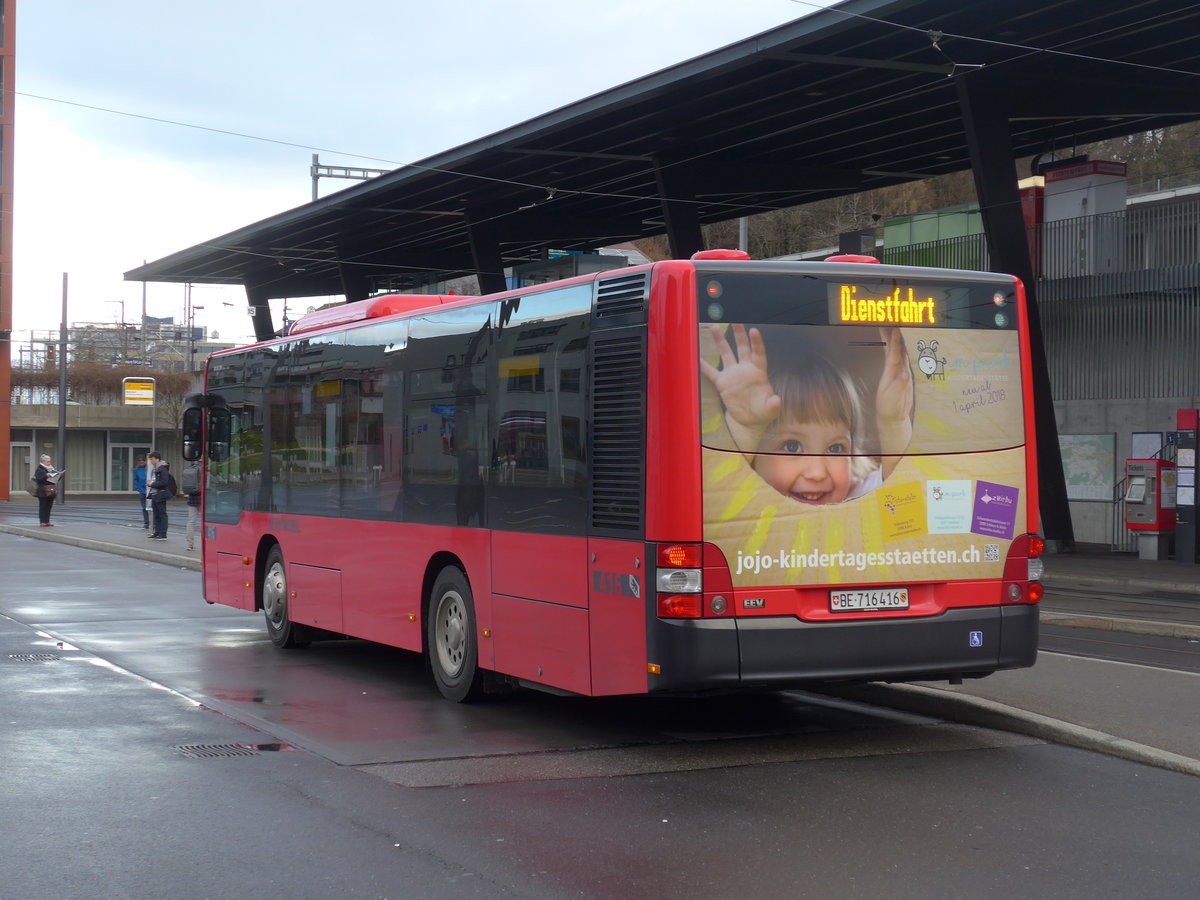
427;566;484;702
262;546;311;649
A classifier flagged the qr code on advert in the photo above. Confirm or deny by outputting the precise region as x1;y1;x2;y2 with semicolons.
984;544;1000;562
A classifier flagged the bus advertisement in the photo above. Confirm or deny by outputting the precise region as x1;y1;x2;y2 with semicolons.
182;252;1043;702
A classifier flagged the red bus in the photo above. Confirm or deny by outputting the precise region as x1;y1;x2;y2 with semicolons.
182;252;1044;701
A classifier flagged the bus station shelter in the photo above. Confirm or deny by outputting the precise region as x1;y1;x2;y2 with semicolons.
125;0;1200;542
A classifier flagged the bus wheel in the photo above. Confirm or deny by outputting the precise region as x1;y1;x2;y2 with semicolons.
262;546;310;649
427;566;484;702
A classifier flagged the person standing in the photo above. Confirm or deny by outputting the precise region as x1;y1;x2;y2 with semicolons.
182;460;201;551
33;454;60;527
146;452;176;541
134;454;150;530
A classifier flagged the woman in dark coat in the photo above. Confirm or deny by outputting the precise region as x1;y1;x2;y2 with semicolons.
33;454;59;527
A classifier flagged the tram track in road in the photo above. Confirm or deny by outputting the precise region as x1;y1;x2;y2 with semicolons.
1039;623;1200;675
1045;582;1200;612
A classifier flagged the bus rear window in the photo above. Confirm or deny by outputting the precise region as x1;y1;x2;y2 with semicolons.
698;274;1025;460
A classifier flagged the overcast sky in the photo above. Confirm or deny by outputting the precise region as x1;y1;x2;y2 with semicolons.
14;0;828;347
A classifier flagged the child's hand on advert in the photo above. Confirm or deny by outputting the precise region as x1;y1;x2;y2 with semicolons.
700;324;782;451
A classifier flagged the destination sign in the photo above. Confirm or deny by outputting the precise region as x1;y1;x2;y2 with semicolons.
834;285;938;326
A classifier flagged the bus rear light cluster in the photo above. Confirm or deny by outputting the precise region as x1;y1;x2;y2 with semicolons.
656;544;702;619
1001;533;1045;604
1027;532;1045;602
1027;533;1045;583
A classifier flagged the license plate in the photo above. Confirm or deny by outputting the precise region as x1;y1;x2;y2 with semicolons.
829;588;910;612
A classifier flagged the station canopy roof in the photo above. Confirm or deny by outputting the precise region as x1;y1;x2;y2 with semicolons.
125;0;1200;300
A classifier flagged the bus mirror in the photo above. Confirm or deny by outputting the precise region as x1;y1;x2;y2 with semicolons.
181;407;203;461
209;407;232;463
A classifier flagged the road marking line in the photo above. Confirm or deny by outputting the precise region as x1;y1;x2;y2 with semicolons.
1040;650;1200;678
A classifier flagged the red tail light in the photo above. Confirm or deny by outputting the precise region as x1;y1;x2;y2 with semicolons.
658;595;703;619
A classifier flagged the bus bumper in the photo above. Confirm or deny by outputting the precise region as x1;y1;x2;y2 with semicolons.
646;605;1039;691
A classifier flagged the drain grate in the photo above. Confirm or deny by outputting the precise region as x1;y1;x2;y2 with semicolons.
175;743;260;759
8;653;61;662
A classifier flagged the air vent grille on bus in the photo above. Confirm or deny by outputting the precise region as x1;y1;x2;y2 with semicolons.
595;272;649;319
590;332;646;532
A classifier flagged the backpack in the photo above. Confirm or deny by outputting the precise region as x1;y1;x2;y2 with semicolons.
180;465;200;496
27;476;39;498
166;472;178;499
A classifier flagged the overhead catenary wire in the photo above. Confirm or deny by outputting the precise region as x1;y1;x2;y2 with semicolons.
10;1;1200;284
11;0;1200;211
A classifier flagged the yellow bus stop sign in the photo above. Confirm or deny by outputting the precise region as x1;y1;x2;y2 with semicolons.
122;377;156;405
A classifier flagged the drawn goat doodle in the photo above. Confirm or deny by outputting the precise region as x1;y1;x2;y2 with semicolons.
916;339;947;381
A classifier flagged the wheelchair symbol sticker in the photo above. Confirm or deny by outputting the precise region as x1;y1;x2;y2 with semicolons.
969;631;984;647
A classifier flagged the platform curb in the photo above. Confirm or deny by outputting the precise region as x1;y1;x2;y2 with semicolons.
0;523;200;571
826;683;1200;779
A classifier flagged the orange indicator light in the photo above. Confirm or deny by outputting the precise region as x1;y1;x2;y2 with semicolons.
658;544;701;568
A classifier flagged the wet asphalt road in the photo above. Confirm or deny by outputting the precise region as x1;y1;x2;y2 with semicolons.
3;531;1200;899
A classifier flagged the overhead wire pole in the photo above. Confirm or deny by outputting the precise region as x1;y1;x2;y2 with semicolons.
57;274;68;505
0;6;13;501
310;154;389;202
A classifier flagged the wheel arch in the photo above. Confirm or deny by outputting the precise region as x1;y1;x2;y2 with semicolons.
421;551;470;655
253;534;281;612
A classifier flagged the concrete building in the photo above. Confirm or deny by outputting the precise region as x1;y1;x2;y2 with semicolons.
881;161;1200;549
6;318;233;497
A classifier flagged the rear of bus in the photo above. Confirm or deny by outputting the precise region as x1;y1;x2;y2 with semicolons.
646;257;1043;690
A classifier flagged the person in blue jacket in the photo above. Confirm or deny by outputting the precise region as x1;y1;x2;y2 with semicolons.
134;454;150;530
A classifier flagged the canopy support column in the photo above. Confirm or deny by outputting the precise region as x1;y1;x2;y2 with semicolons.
466;214;508;295
339;263;370;303
245;284;277;342
957;73;1074;546
655;160;704;259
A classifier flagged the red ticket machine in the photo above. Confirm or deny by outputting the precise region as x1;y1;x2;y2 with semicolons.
1125;459;1176;532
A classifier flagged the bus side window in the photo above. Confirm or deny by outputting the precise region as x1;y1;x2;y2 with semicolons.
404;305;494;527
490;284;591;534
